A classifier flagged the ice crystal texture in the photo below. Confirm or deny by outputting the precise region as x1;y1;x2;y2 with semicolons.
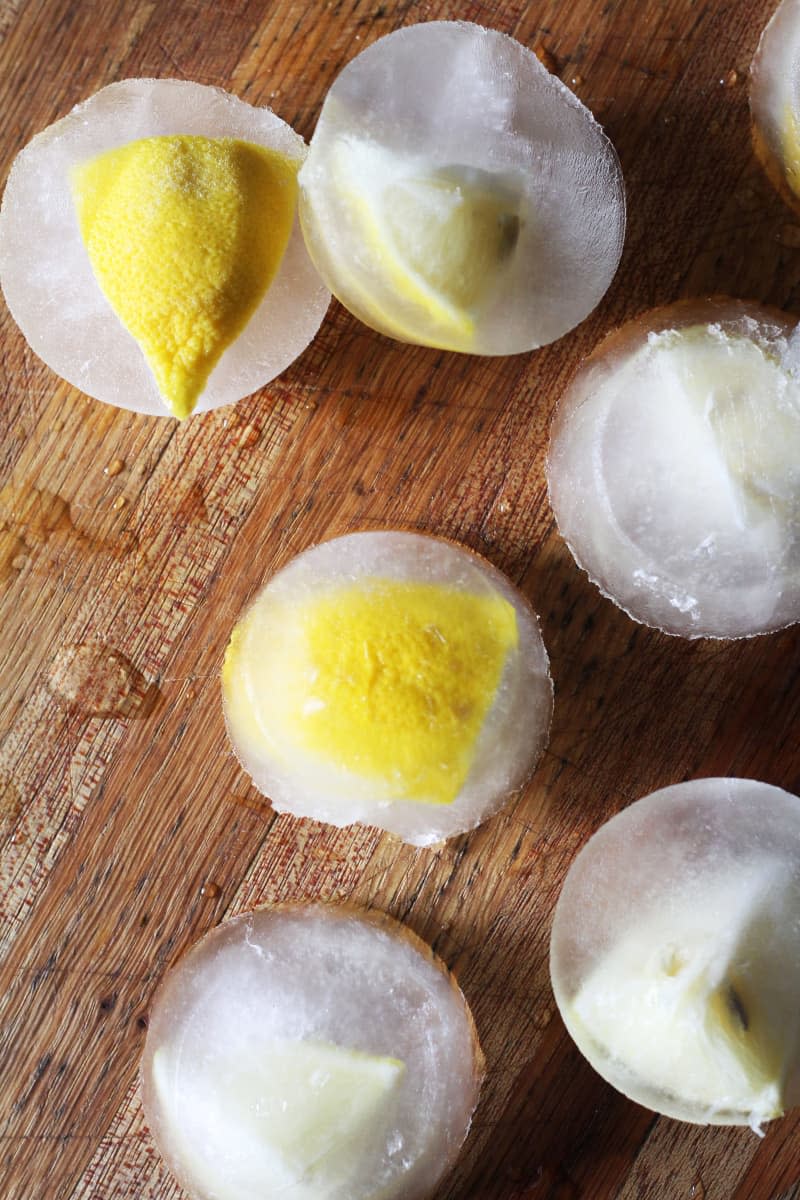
141;905;483;1200
548;300;800;637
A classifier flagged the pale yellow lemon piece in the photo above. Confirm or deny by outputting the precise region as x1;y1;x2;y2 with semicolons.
332;139;519;346
227;1041;405;1177
71;135;299;419
567;863;794;1127
783;103;800;199
653;325;799;513
225;579;518;804
153;1040;405;1200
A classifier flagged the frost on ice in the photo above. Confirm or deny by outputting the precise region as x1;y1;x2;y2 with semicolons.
547;299;800;638
141;905;483;1200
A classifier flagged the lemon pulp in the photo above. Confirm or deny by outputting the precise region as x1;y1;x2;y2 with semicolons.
224;579;518;804
153;1039;404;1198
226;1041;405;1174
566;863;796;1127
326;139;520;348
71;135;299;418
649;325;800;515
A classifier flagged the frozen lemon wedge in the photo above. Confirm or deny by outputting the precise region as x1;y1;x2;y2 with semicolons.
71;135;299;418
153;1039;405;1200
330;139;519;346
782;102;800;200
652;325;800;513
565;862;800;1129
227;1041;405;1173
224;578;518;805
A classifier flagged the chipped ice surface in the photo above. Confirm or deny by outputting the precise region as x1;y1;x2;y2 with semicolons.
751;0;800;207
299;21;625;354
550;778;800;1127
140;905;483;1200
0;79;330;416
221;531;553;845
547;299;800;638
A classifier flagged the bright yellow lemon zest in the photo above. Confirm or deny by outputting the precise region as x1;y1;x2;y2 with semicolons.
225;579;518;804
72;135;298;418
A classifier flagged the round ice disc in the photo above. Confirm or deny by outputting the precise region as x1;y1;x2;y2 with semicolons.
547;297;800;638
141;904;483;1200
550;778;800;1129
222;531;553;846
299;21;625;355
751;0;800;214
0;79;330;417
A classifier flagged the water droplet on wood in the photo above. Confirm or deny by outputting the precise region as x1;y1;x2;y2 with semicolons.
534;42;559;74
0;528;29;582
104;459;125;478
112;495;127;511
200;882;221;899
0;481;74;543
0;479;133;567
0;777;23;838
174;482;209;527
47;641;153;718
532;1005;554;1030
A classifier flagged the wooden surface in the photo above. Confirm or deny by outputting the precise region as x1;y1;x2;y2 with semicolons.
1;1;800;1197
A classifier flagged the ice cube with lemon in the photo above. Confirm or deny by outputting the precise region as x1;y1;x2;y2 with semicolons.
140;905;484;1200
299;21;625;354
547;298;800;638
0;79;330;417
751;0;800;215
550;778;800;1128
222;531;553;845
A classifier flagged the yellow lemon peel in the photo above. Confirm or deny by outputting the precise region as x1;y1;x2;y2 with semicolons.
225;579;518;804
72;135;298;418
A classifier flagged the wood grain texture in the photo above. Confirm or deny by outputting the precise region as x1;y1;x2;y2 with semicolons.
1;0;799;1198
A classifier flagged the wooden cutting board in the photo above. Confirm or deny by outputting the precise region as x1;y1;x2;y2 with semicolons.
2;1;799;1197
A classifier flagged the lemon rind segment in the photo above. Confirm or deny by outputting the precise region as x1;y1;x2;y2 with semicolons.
224;579;519;807
71;135;300;418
